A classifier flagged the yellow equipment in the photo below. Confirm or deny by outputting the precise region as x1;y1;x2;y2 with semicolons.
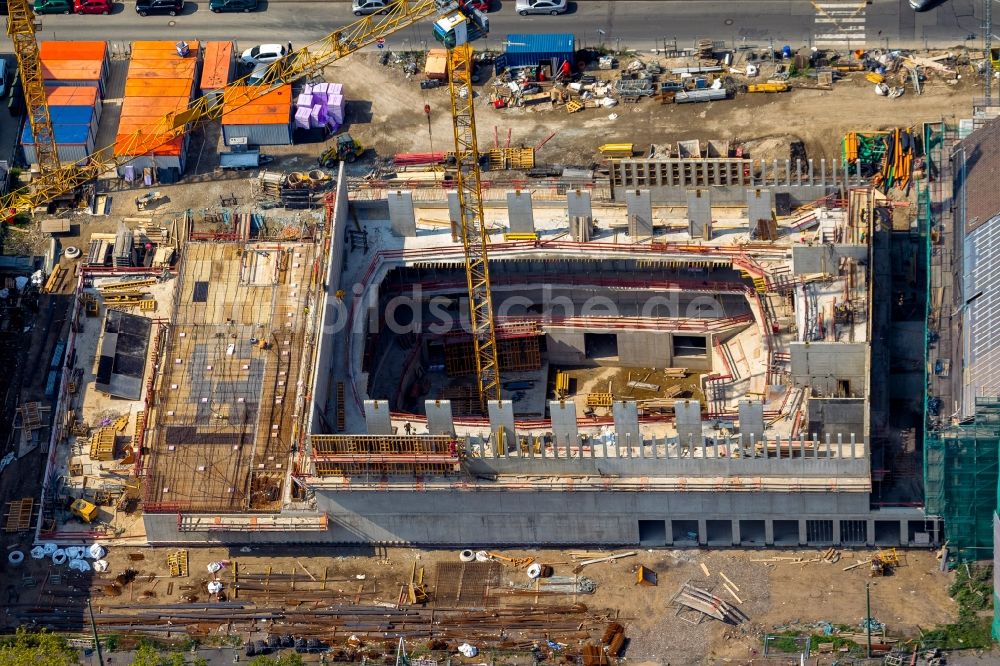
70;498;98;523
318;133;364;167
598;143;635;158
747;82;789;93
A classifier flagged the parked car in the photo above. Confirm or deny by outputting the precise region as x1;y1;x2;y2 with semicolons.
73;0;111;13
135;0;183;15
459;0;489;11
240;43;287;66
515;0;566;15
351;0;393;16
909;0;944;10
33;0;72;14
210;0;256;12
245;62;274;85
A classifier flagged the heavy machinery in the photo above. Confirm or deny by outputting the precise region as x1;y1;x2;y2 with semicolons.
318;133;364;167
4;0;501;408
70;498;99;523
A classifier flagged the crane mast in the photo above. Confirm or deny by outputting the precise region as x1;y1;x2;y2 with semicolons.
6;0;60;180
447;44;502;408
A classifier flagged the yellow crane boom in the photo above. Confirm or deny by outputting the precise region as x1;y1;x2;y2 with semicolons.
0;0;452;215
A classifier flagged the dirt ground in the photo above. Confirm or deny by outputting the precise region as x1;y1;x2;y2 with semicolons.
0;543;959;665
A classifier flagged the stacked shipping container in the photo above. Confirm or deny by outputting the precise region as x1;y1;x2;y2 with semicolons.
22;42;108;165
200;41;235;104
221;84;293;146
115;40;200;180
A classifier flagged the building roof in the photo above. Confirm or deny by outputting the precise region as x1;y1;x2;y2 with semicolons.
957;117;1000;235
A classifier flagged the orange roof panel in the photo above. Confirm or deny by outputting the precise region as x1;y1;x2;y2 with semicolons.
131;41;200;58
114;132;183;157
120;97;190;119
201;41;233;91
40;41;107;62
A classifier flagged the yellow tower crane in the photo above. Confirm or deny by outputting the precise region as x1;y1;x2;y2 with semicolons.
447;44;501;406
1;0;502;408
6;0;60;178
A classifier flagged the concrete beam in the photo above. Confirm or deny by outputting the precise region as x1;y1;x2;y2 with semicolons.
506;191;535;234
363;400;392;435
487;400;516;456
425;400;455;436
387;191;417;237
549;400;580;450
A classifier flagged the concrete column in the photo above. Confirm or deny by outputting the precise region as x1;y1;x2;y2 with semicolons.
900;520;909;546
785;159;791;185
698;518;707;545
832;519;841;545
363;400;392;435
550;400;579;451
820;158;826;185
506;190;535;234
796;159;802;185
674;400;702;452
731;519;741;545
625;189;653;240
832;157;838;187
612;400;640;454
808;158;814;184
746;189;773;233
765;520;775;546
686;188;712;240
737;400;764;447
387;191;417;237
447;190;461;241
567;189;592;219
799;519;808;546
866;520;876;547
487;400;516;456
424;400;455;436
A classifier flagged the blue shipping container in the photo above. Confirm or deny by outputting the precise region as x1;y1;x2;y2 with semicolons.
21;123;91;145
47;105;95;127
501;33;575;69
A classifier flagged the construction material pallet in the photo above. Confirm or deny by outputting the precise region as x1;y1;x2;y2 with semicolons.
98;277;156;293
139;299;156;312
586;393;613;408
167;549;189;577
335;382;346;432
89;427;116;461
4;498;34;533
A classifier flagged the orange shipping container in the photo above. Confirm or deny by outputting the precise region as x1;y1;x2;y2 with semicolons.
127;60;198;80
121;96;190;119
131;40;200;58
222;85;290;118
45;85;99;106
40;41;107;63
124;78;193;98
42;61;103;81
114;132;183;157
201;41;233;92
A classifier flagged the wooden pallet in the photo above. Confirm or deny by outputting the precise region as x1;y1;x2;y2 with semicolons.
4;498;34;533
167;549;189;577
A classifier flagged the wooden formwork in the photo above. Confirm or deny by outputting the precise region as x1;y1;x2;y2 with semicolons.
4;498;34;533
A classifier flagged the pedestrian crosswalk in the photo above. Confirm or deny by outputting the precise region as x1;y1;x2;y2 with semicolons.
812;1;867;50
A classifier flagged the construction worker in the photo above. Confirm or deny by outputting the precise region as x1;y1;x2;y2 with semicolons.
403;422;413;435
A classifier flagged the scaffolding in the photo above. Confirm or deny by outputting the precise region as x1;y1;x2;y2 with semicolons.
924;397;1000;562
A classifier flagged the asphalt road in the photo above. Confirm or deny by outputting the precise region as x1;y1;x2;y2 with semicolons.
10;0;993;54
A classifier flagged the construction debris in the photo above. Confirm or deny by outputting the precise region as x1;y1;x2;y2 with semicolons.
572;551;636;573
671;581;749;625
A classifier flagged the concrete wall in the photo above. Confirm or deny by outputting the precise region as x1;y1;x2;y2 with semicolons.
807;398;865;441
142;495;938;548
789;342;867;397
546;329;586;364
308;164;349;433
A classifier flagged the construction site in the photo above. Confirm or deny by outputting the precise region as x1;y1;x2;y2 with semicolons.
4;0;1000;662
